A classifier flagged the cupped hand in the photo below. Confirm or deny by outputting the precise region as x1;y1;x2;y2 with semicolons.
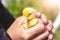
7;13;53;40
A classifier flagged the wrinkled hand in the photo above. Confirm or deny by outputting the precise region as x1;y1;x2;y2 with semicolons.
7;14;53;40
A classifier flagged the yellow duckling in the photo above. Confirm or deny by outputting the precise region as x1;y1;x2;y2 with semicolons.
23;7;38;28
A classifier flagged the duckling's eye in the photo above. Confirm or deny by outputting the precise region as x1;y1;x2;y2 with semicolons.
28;13;32;17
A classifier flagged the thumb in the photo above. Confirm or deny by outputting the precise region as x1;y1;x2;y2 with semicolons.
12;16;25;26
17;16;27;25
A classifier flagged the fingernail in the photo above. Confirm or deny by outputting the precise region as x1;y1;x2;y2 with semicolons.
48;34;53;40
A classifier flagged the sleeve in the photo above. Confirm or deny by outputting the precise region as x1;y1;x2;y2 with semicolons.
0;2;15;30
0;28;11;40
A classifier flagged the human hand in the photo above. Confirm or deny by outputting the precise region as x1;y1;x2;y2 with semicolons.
7;13;53;40
7;16;45;40
40;14;53;40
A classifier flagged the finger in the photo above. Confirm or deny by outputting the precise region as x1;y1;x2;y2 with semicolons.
41;14;48;24
33;30;49;40
34;11;41;18
48;33;54;40
46;20;53;32
23;19;44;39
17;16;28;26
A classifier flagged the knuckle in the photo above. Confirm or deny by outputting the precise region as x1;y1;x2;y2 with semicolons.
41;14;48;24
48;20;53;26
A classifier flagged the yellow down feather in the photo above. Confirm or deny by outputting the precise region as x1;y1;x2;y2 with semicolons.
23;7;38;28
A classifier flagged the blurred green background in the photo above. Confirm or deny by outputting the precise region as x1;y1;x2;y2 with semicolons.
7;0;60;40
